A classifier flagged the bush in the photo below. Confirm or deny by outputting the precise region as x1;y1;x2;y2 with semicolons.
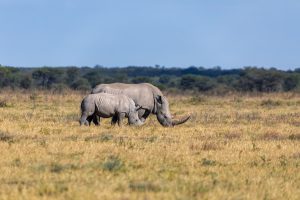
71;78;91;90
20;76;32;89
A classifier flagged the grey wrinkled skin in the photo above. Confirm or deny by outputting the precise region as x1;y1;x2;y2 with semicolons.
91;83;190;127
79;93;143;126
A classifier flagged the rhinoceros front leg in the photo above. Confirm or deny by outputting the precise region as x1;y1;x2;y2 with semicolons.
139;109;151;122
79;113;89;126
117;113;126;127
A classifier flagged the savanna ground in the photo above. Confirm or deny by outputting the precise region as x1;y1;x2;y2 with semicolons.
0;90;299;200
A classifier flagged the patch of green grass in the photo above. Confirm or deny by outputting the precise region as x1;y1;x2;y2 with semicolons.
32;163;79;174
261;99;282;107
11;158;22;167
224;132;241;140
0;132;15;143
39;128;51;135
102;156;123;172
63;135;79;141
85;133;114;142
142;135;158;143
288;134;300;140
0;99;9;107
49;163;66;173
38;182;68;197
129;181;160;192
201;158;217;166
201;141;220;151
187;182;210;196
260;132;285;140
188;96;207;105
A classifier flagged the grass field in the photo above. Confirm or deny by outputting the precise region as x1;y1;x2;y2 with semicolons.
0;91;299;200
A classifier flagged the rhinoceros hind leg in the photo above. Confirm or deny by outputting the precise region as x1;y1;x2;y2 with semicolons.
92;114;100;126
86;115;94;126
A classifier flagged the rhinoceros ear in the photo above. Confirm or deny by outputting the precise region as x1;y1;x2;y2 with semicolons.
155;95;163;105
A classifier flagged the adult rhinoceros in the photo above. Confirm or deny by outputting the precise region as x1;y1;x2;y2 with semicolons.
91;83;190;127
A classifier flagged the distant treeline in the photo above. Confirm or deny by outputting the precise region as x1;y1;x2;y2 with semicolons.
0;65;300;94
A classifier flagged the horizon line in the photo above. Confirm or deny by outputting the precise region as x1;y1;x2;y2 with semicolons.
1;64;299;71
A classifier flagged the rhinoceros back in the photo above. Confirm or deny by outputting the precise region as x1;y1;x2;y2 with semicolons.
91;83;155;110
91;93;131;117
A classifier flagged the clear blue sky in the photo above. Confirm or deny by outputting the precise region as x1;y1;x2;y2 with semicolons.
0;0;299;69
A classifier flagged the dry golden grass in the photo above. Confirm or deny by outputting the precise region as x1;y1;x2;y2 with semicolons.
0;90;299;200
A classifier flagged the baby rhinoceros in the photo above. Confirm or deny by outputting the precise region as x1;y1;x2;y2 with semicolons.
79;93;143;126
